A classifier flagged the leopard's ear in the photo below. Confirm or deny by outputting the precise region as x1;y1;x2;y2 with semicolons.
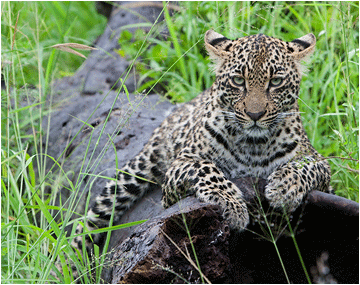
287;33;316;74
288;34;316;61
205;30;233;72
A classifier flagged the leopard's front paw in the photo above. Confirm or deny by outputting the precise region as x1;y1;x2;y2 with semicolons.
195;187;250;231
265;170;307;213
222;201;250;231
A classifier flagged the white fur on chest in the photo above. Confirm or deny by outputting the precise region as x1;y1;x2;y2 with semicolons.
206;120;298;180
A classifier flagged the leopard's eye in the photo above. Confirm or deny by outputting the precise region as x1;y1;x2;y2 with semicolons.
231;76;245;87
269;77;283;87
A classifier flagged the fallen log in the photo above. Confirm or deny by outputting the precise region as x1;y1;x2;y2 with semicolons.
109;198;231;284
105;178;358;283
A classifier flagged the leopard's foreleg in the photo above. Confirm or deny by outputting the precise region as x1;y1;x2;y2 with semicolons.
162;157;249;230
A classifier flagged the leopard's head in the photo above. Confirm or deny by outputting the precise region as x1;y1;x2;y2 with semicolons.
205;30;316;137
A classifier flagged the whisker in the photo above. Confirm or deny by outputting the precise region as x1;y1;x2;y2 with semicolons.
220;110;235;116
278;111;304;118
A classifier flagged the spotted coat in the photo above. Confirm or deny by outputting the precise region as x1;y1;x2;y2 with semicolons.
71;30;331;257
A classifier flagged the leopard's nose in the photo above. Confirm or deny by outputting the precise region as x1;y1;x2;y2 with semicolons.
245;109;267;121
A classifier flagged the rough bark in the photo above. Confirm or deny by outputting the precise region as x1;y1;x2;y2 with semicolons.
106;178;359;284
109;198;231;284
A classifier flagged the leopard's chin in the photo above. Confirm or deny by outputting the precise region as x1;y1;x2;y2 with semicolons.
244;125;270;138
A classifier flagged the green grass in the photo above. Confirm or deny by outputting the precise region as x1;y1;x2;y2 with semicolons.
1;1;358;284
1;1;108;283
1;1;107;89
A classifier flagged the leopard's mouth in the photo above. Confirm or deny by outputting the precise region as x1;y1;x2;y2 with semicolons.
242;120;268;130
243;124;271;138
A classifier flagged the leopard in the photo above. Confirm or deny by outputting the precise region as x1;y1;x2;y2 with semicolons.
70;30;331;269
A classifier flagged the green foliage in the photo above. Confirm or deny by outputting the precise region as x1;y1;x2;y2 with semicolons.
1;1;107;89
1;1;108;283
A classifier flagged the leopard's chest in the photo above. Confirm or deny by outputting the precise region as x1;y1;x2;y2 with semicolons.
205;139;295;180
196;119;300;180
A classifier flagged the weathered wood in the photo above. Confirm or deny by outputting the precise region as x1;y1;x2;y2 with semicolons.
107;178;359;284
308;190;359;216
109;197;231;284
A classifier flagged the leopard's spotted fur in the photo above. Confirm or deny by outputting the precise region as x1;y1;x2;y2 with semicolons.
71;30;331;260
